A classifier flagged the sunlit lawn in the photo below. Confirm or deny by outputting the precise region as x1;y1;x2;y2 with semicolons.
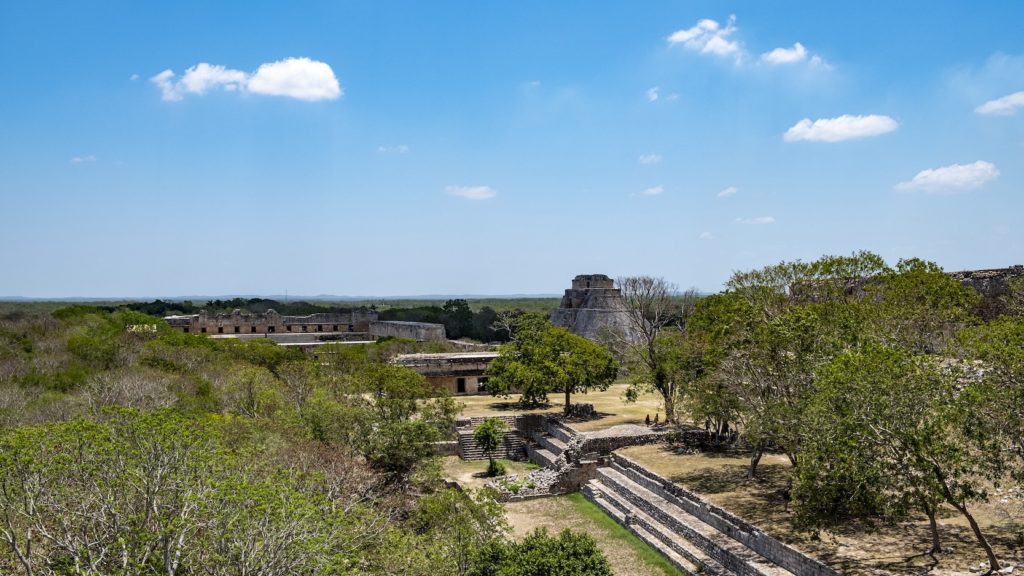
456;381;667;433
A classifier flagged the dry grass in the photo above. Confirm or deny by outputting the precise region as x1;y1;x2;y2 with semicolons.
620;444;1024;575
456;382;666;433
441;456;539;490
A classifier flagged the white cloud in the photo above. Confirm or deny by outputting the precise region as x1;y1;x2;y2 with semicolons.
130;73;140;81
975;91;1024;116
783;114;898;143
717;186;738;198
667;16;741;60
699;231;714;240
70;155;96;164
639;185;665;196
761;42;807;65
378;144;410;154
151;57;341;102
638;153;662;165
247;58;341;101
734;216;775;225
446;185;497;200
895;161;999;193
646;87;660;102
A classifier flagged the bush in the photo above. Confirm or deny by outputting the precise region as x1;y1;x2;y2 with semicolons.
487;459;507;477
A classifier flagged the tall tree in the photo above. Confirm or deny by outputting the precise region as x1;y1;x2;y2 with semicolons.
616;276;697;424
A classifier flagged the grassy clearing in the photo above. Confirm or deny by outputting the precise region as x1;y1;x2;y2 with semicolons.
620;444;1024;575
503;493;683;576
457;382;667;433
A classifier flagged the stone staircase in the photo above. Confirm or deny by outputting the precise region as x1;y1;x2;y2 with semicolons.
583;454;839;576
456;427;527;461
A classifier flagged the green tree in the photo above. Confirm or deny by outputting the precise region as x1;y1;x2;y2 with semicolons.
412;488;507;575
468;528;613;576
795;346;1006;568
486;317;618;414
474;418;506;476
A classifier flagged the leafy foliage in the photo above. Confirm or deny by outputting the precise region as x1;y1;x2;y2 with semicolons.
486;316;619;411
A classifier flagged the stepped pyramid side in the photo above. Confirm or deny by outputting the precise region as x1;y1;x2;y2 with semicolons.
550;274;634;343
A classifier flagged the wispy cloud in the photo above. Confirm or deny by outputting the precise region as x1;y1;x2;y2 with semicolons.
667;16;741;61
70;155;96;164
761;42;807;65
734;216;775;225
377;144;410;154
151;57;342;102
784;114;898;143
638;185;665;196
975;91;1024;116
699;231;714;240
446;185;497;200
638;153;662;165
717;186;738;198
895;161;999;193
646;87;660;102
129;73;140;81
759;42;831;69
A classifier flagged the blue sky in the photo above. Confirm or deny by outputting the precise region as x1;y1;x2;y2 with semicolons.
1;1;1022;298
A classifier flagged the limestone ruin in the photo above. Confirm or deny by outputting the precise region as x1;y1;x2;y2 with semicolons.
550;274;634;342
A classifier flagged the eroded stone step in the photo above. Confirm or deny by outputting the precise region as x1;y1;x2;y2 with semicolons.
529;447;558;468
597;468;794;576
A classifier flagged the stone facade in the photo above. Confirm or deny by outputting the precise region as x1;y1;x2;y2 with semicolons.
392;351;498;395
368;320;446;342
550;274;634;343
164;309;376;336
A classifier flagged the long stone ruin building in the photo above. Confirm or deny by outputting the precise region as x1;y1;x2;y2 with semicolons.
164;309;447;344
550;274;634;342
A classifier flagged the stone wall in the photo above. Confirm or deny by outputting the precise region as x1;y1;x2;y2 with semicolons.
369;320;446;341
165;308;377;335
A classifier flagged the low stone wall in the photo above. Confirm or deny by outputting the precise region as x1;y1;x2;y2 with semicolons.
580;431;668;456
612;453;839;576
432;441;459;456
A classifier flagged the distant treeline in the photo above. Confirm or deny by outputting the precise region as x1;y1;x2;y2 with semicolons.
380;299;510;342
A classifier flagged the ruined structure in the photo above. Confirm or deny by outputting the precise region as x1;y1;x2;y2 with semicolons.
550;274;633;342
950;265;1024;319
165;309;376;335
392;351;498;395
164;310;446;343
